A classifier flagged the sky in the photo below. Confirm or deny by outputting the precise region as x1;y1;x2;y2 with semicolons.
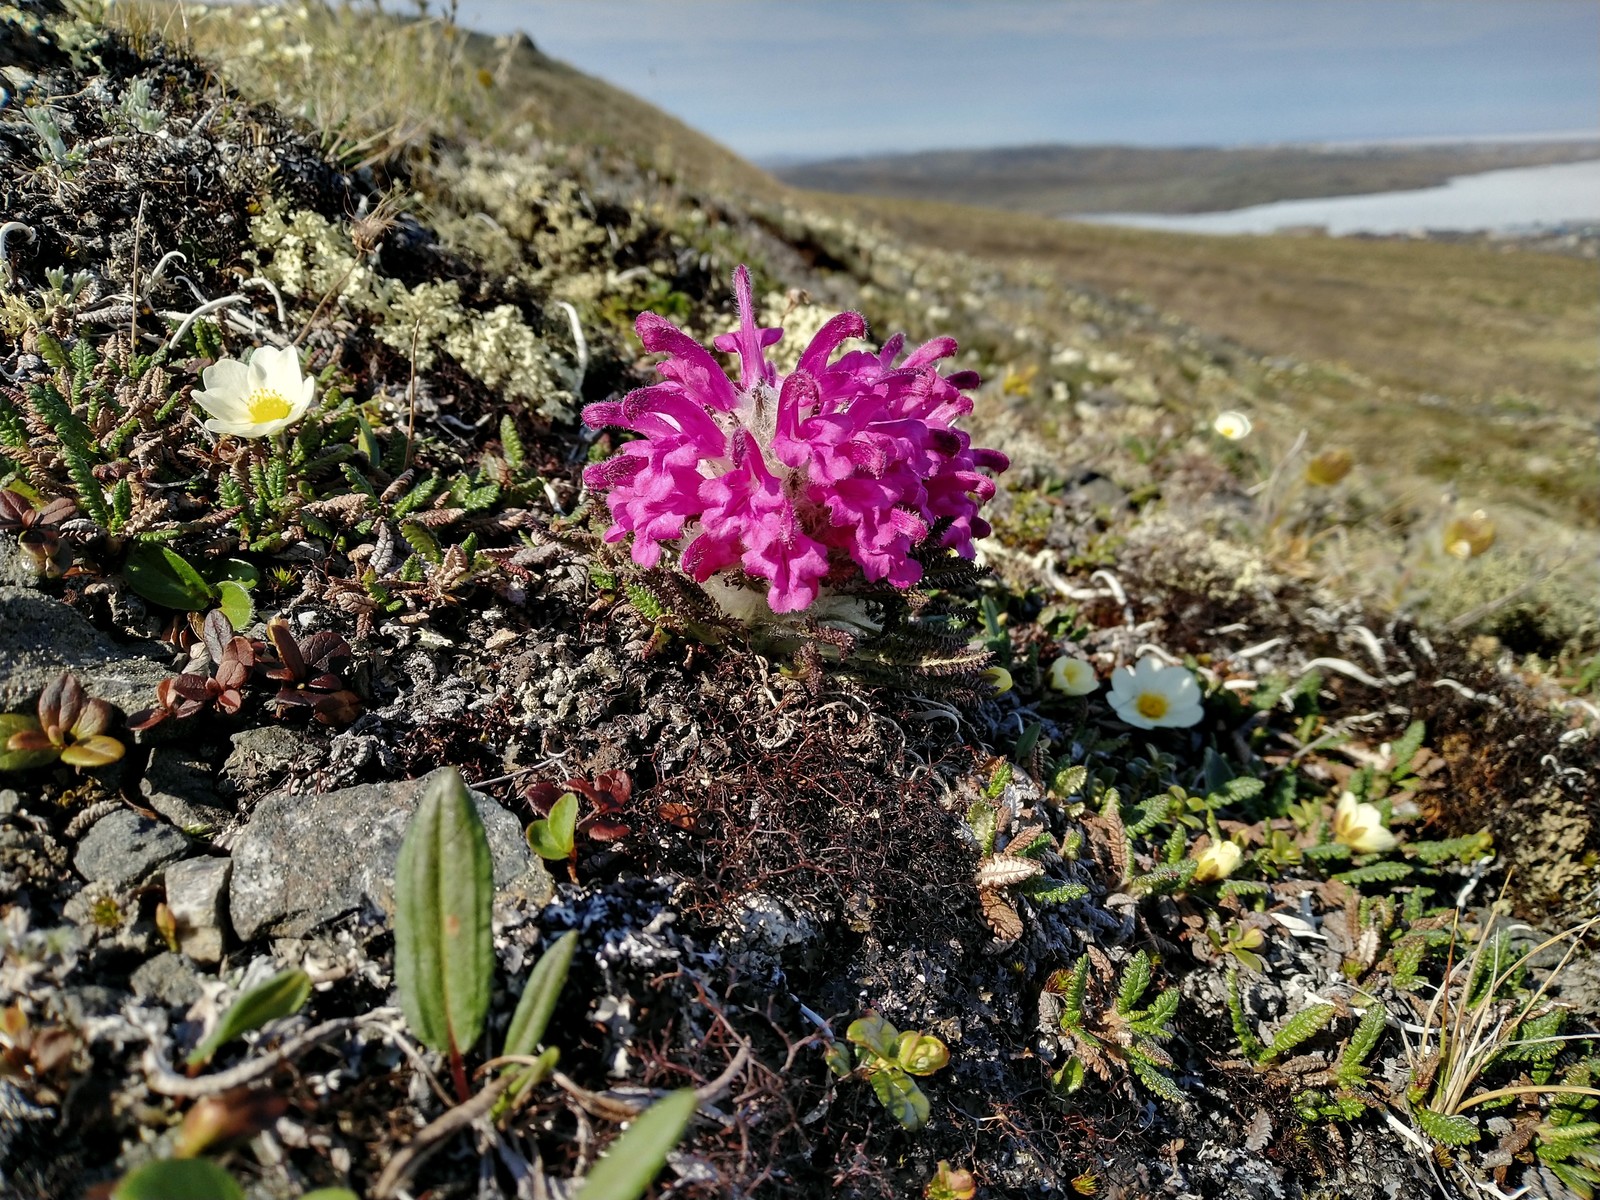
440;0;1600;163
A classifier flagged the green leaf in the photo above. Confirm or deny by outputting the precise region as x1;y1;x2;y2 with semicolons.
1390;720;1426;777
823;1041;852;1078
1337;1004;1388;1083
186;967;312;1067
503;931;578;1058
0;714;57;772
846;1013;902;1061
354;410;383;466
1226;969;1265;1063
526;792;578;862
572;1089;698;1200
1262;1003;1336;1063
1053;1055;1086;1093
1128;1053;1185;1104
500;414;525;469
124;543;215;610
1050;763;1088;798
895;1030;950;1076
1116;951;1153;1015
394;768;495;1056
1415;1107;1480;1147
301;1192;361;1200
869;1066;931;1131
216;581;254;631
965;799;999;855
1333;861;1411;886
113;1159;245;1200
399;519;443;565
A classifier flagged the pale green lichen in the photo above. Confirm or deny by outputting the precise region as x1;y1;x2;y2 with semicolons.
247;197;573;418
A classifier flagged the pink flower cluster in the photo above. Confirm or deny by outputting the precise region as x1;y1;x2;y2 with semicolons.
582;267;1009;614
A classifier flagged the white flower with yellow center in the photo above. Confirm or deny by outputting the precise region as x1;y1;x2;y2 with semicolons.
1331;792;1397;854
1191;839;1243;883
1212;411;1252;440
1107;657;1203;730
1049;655;1098;696
191;345;314;438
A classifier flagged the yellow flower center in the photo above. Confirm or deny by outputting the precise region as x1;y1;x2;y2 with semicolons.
1136;692;1168;720
246;389;292;425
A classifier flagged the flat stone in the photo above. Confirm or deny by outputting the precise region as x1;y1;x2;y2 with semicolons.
164;856;231;965
130;951;202;1007
219;724;305;799
74;809;190;887
141;751;231;835
0;587;171;716
228;768;552;941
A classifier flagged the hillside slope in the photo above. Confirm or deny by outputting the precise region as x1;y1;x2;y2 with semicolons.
776;140;1600;216
0;5;1594;1200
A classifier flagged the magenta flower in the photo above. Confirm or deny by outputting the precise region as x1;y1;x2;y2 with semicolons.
583;267;1009;614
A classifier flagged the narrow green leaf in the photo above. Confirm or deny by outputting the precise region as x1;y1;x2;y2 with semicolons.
300;1192;361;1200
526;792;578;862
1116;951;1153;1015
965;799;998;855
1416;1107;1480;1147
1262;1003;1336;1063
573;1089;698;1200
394;768;495;1056
503;931;578;1058
123;543;215;610
114;1159;245;1200
186;968;312;1067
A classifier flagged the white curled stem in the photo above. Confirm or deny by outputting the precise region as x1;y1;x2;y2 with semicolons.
0;221;36;282
556;300;588;395
163;294;246;349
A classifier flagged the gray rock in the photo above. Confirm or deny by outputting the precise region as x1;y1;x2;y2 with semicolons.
130;951;202;1007
228;768;552;941
0;587;170;716
141;751;231;834
219;724;304;798
0;535;38;589
74;809;190;887
164;856;231;964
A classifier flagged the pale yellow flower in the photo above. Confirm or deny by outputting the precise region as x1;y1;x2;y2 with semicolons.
983;666;1013;695
1332;792;1397;854
1108;657;1203;730
1048;656;1098;696
1305;447;1354;486
191;345;314;438
1443;510;1495;560
1212;411;1252;440
1191;839;1244;883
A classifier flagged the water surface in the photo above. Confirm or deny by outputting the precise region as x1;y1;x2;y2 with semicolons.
1077;158;1600;234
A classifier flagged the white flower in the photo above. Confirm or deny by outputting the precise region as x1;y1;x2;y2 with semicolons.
191;345;314;438
1107;657;1203;730
1191;839;1244;883
1049;656;1098;696
1212;411;1252;440
1332;792;1397;854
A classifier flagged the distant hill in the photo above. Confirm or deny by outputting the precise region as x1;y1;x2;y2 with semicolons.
775;141;1600;215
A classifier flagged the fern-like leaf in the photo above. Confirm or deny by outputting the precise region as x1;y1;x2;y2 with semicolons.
1262;1004;1336;1063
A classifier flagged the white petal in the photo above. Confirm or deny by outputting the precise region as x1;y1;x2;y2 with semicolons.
204;416;271;437
199;358;249;398
193;392;251;422
257;344;304;393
